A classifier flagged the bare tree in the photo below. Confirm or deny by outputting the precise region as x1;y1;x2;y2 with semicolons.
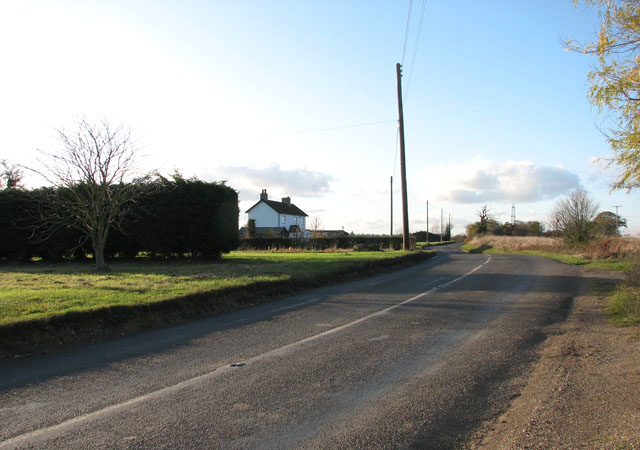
1;159;23;189
310;216;323;231
34;118;151;269
551;189;599;245
309;216;323;238
477;204;495;233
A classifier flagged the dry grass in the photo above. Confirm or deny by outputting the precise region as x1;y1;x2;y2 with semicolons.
467;235;563;252
467;235;640;261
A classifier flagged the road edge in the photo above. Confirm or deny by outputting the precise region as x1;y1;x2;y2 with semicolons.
464;266;640;449
0;251;435;360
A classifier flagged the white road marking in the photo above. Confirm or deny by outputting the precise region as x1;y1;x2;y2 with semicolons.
0;255;491;449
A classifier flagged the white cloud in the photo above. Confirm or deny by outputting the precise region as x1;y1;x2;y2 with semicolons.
218;164;335;198
417;157;582;204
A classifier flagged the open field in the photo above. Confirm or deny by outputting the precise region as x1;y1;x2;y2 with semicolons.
462;235;640;270
0;250;424;327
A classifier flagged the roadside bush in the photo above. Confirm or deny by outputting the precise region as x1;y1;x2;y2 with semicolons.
580;236;640;260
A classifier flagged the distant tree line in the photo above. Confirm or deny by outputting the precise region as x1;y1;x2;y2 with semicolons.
411;230;451;242
466;217;545;241
466;191;627;246
0;174;239;262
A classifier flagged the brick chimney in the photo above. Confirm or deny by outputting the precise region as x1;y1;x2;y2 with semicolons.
260;189;268;201
282;196;291;205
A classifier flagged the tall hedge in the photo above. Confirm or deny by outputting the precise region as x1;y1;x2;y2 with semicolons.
0;188;36;260
121;176;239;258
0;177;239;261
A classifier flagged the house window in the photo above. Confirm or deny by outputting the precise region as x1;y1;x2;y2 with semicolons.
281;215;286;224
294;217;298;225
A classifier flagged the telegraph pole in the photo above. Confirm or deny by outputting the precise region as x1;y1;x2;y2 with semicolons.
390;176;393;237
426;200;429;247
613;205;621;231
396;63;410;250
448;213;451;241
440;208;444;243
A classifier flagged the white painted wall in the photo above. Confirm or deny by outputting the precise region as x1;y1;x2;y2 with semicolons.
248;201;307;232
280;213;306;232
248;202;279;227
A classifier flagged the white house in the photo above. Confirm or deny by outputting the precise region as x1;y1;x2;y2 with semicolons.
245;189;309;238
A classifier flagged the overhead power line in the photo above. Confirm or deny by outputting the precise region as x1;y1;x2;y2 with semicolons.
401;0;414;65
262;120;397;138
404;0;427;102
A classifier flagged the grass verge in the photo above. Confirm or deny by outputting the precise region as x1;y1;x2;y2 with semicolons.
461;244;631;271
0;251;421;326
0;250;433;357
607;286;640;326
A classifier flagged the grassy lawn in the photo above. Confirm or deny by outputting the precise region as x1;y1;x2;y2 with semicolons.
0;250;417;327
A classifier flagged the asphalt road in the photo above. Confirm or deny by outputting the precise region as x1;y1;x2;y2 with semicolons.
0;245;582;449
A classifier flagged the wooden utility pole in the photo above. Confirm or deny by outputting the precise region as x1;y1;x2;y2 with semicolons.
440;208;444;243
396;63;410;250
613;205;621;231
426;200;429;247
390;176;393;237
448;213;451;240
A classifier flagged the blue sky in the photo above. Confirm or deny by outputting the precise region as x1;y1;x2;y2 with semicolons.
2;1;639;235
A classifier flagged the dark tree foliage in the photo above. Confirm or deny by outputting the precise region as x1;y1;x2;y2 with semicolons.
594;210;627;235
239;236;406;251
0;188;36;260
1;176;239;262
247;219;256;239
114;174;239;259
411;231;442;242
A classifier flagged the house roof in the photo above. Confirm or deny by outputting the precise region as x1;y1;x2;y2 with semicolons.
246;199;308;217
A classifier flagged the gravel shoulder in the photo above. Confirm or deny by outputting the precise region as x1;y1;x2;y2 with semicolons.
467;267;640;449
